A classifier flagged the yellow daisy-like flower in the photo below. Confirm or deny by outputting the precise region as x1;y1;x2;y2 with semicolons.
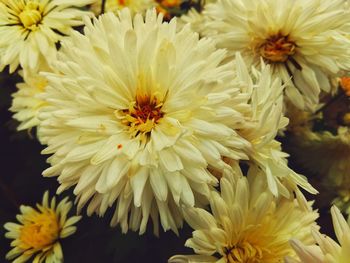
4;191;81;263
10;68;50;131
169;165;319;263
287;206;350;263
0;0;94;72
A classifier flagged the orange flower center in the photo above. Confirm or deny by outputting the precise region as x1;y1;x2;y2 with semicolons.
158;0;181;8
340;77;350;96
120;92;164;137
117;0;126;6
19;207;59;250
259;34;296;63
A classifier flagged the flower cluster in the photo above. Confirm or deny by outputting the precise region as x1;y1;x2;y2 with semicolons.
2;0;350;262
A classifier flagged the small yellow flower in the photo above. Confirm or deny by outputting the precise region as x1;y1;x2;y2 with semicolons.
4;191;81;263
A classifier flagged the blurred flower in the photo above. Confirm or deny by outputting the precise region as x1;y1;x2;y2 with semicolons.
340;76;350;96
196;0;350;110
91;0;157;16
287;82;350;216
289;125;350;213
169;166;319;263
234;54;317;198
287;206;350;263
4;191;81;263
0;0;94;72
38;9;251;234
179;0;215;32
10;67;51;131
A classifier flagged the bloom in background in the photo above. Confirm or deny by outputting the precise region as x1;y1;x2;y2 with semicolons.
10;67;50;131
169;166;319;263
0;0;94;72
91;0;185;20
286;80;350;217
197;0;350;110
287;206;350;263
4;191;81;263
179;0;215;32
233;54;317;198
91;0;157;16
38;9;251;234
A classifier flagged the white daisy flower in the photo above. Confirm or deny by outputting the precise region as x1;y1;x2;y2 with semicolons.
91;0;157;16
169;166;319;263
234;53;317;198
0;0;94;72
197;0;350;110
10;67;50;131
287;206;350;263
4;191;81;263
38;9;251;234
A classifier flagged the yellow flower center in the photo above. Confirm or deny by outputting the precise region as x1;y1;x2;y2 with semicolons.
259;34;296;63
226;242;264;263
120;91;164;138
19;207;59;250
19;2;43;30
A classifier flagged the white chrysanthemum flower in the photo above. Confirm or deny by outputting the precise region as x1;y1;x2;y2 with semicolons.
234;54;317;198
10;67;50;131
0;0;94;72
38;9;251;234
4;191;81;263
169;166;319;263
91;0;157;15
197;0;350;110
287;206;350;263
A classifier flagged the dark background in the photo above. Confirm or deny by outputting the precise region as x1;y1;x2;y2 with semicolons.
0;72;334;262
